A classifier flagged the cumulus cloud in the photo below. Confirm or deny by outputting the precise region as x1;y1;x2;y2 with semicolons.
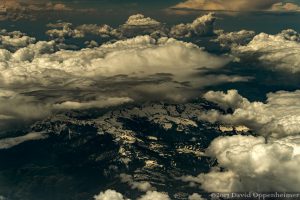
232;29;300;73
188;193;206;200
181;134;300;192
170;0;300;12
201;89;300;138
125;14;161;26
45;13;217;41
53;97;133;110
94;189;126;200
213;30;256;49
115;14;167;39
0;0;73;21
0;132;48;149
46;22;84;41
0;89;52;130
193;89;300;193
93;190;170;200
0;33;249;131
0;29;36;52
169;12;216;38
137;191;170;200
77;24;116;38
120;174;155;192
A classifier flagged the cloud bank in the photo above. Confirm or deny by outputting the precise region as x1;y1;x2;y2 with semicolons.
46;13;217;41
202;89;300;138
171;0;300;12
93;189;170;200
0;30;249;131
182;134;300;192
180;89;300;193
0;0;72;21
213;29;300;73
0;132;48;149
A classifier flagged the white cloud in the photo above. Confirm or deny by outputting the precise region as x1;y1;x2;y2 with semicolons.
213;30;256;48
1;35;230;85
94;190;126;200
125;14;161;26
46;22;84;41
120;174;155;192
270;2;300;12
93;190;170;200
0;132;48;149
170;0;300;12
137;191;170;200
233;29;300;73
169;13;216;38
118;14;167;39
53;97;133;110
0;34;248;131
0;89;52;125
184;89;300;193
201;89;300;138
45;13;217;40
77;24;116;38
0;0;73;21
181;134;300;192
188;193;206;200
203;89;249;110
0;30;36;52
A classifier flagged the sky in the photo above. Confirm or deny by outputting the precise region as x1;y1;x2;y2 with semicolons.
1;0;300;36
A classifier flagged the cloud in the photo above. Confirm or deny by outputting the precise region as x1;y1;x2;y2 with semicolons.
46;22;84;41
46;22;118;41
114;14;167;39
181;134;300;192
0;29;36;52
0;33;248;131
53;97;133;110
0;0;72;11
125;14;161;26
169;12;216;38
45;13;217;41
45;2;72;11
120;173;155;192
170;0;300;12
0;132;48;149
93;190;170;200
137;191;170;200
77;24;116;38
203;89;250;110
0;89;52;130
201;89;300;138
94;189;126;200
199;89;300;193
0;0;73;21
188;193;206;200
212;30;256;49
232;29;300;73
270;2;300;12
